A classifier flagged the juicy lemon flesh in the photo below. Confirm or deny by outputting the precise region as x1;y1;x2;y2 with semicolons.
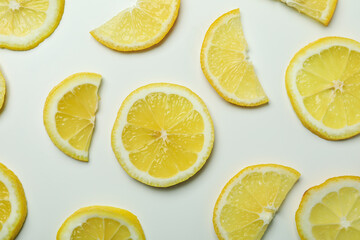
280;0;327;21
0;0;49;36
55;84;98;151
296;46;360;129
93;0;175;46
0;181;11;231
219;171;298;239
204;10;267;104
71;217;133;240
122;92;205;179
309;187;360;239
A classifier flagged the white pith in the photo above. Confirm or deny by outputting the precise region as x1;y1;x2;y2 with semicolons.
112;84;214;187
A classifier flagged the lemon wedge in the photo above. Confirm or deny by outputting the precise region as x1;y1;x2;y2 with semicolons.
213;164;300;240
0;71;5;110
201;9;268;107
90;0;180;52
43;72;101;161
0;0;64;50
111;83;214;187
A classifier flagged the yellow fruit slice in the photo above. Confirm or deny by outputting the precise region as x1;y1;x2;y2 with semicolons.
277;0;338;26
0;71;5;110
57;206;145;240
200;9;268;107
90;0;180;52
286;37;360;140
296;176;360;240
111;83;214;187
213;164;300;240
43;72;102;161
0;162;27;240
0;0;65;50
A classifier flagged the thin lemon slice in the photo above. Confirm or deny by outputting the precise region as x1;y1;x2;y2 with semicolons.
0;71;5;110
0;0;65;50
286;37;360;140
296;176;360;240
57;206;145;240
277;0;338;25
90;0;180;52
0;162;27;240
111;83;214;187
213;164;300;240
43;72;102;161
201;9;268;107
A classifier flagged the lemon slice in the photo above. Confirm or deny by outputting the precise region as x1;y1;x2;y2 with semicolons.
278;0;338;25
57;206;145;240
43;72;102;161
0;0;65;50
111;83;214;187
296;176;360;240
213;164;300;240
0;162;27;240
0;71;5;110
200;9;268;107
286;37;360;140
90;0;180;52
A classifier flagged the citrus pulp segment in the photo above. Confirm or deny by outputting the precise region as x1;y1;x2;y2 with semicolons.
90;0;180;52
200;9;268;107
278;0;338;25
0;72;5;110
213;164;300;240
111;83;214;187
43;72;102;161
0;162;27;240
296;176;360;240
57;206;145;240
286;37;360;140
0;0;65;50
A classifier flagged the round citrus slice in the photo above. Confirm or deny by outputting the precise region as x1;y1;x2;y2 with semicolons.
0;71;5;110
277;0;338;26
0;162;27;240
90;0;180;52
111;83;214;187
43;72;102;161
0;0;65;50
286;37;360;140
57;206;145;240
213;164;300;240
201;9;268;107
296;176;360;240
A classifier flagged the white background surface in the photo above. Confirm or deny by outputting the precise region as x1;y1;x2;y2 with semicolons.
0;0;360;239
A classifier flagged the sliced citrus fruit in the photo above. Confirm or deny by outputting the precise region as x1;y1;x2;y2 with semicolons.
57;206;145;240
90;0;180;52
213;164;300;240
296;176;360;240
277;0;338;26
43;72;102;161
111;83;214;187
0;162;27;240
0;0;65;50
286;37;360;140
0;71;5;110
200;9;268;107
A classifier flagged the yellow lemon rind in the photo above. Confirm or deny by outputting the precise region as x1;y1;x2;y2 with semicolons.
295;176;360;240
200;9;269;107
0;0;65;51
43;72;102;162
0;162;27;240
286;36;360;140
90;0;180;52
57;206;145;240
213;164;300;240
0;72;5;110
111;83;214;187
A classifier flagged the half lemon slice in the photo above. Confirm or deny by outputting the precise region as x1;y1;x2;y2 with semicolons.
0;71;5;110
43;72;102;161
